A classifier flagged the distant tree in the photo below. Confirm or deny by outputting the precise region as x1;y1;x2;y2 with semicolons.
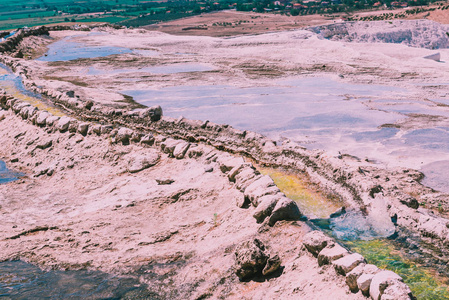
291;8;300;15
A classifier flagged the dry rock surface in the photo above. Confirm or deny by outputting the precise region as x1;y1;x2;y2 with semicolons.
0;106;366;299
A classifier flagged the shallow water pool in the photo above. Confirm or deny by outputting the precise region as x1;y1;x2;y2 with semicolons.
85;63;215;76
123;76;449;193
37;40;133;62
0;160;23;185
0;260;154;299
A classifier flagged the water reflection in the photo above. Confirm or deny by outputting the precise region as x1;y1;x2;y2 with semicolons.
85;63;214;76
122;76;449;192
37;40;133;62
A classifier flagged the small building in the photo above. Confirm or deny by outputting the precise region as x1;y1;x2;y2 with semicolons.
293;3;308;9
391;1;407;7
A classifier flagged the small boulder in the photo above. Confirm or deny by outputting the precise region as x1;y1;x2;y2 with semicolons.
101;125;113;135
90;125;102;136
253;194;281;223
262;254;281;276
234;239;281;281
173;141;190;159
45;116;60;127
234;239;268;281
381;280;413;300
235;169;261;192
218;156;245;173
187;145;204;158
317;243;348;266
268;197;301;226
13;102;29;114
228;163;252;182
77;123;89;136
161;138;182;156
244;175;279;206
333;253;365;275
131;132;143;143
68;119;79;133
156;178;174;185
128;150;160;173
369;270;403;300
139;105;163;122
35;139;52;150
116;127;134;145
36;111;50;126
346;264;366;293
400;196;419;209
55;116;71;132
236;194;247;208
140;134;155;146
302;231;333;256
346;263;379;293
358;273;375;296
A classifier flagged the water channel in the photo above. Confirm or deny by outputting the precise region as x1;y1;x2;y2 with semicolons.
260;167;449;299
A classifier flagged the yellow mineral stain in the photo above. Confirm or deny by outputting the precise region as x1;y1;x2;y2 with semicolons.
0;82;65;117
258;166;343;218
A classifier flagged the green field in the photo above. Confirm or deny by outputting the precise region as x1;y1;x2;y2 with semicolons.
0;0;168;30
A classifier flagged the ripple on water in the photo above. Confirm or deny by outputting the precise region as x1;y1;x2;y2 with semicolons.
0;261;155;299
121;77;449;192
0;160;23;185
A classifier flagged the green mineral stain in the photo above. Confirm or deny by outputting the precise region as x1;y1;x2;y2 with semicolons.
344;239;449;299
259;166;449;299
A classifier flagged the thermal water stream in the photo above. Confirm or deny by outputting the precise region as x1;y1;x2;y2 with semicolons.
0;64;64;116
260;167;449;299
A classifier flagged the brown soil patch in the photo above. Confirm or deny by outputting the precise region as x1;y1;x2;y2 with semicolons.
144;10;339;37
